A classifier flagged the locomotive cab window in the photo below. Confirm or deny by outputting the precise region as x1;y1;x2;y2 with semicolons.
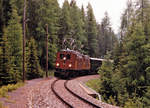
66;54;70;59
60;54;65;59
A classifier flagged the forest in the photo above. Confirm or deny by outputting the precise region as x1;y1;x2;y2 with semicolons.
0;0;150;107
98;0;150;107
0;0;117;85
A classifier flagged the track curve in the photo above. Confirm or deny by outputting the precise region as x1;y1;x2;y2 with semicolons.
51;79;73;108
64;80;102;108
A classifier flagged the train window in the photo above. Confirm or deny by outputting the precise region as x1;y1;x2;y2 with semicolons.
60;54;65;59
66;54;70;59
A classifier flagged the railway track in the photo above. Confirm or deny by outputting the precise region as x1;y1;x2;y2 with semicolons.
64;80;102;108
51;78;102;108
51;79;73;108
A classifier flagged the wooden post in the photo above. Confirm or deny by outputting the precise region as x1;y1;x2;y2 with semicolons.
23;0;26;82
46;24;48;77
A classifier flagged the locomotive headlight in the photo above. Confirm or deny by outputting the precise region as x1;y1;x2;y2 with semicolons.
56;63;60;67
68;64;72;67
63;57;66;60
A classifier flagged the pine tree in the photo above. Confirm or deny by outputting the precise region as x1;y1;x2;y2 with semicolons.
81;5;88;54
26;38;43;80
142;87;150;107
5;2;23;83
1;0;11;26
12;0;24;16
86;3;98;57
99;12;114;56
99;1;150;106
0;45;3;85
35;0;60;69
0;0;3;38
0;28;12;85
58;0;73;49
27;0;41;39
136;0;150;39
69;0;85;51
120;0;134;39
98;57;114;103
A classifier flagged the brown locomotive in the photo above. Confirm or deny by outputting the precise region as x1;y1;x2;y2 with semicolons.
55;49;102;78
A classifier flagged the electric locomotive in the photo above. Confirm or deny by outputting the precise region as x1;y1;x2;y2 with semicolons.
55;49;91;78
55;49;104;78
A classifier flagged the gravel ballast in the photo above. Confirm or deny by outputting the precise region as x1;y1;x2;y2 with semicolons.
0;75;119;108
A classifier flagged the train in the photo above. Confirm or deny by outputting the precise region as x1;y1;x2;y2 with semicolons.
54;49;103;78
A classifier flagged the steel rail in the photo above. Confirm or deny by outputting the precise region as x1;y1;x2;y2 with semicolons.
51;79;73;108
64;80;102;108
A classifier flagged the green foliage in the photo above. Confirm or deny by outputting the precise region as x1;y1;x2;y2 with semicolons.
97;12;118;57
0;46;2;72
26;38;43;80
34;0;60;69
5;6;23;83
0;0;24;85
69;0;85;51
98;1;150;107
0;0;3;38
0;82;24;98
98;59;115;104
0;28;12;86
1;0;11;26
86;79;100;93
0;0;118;87
0;0;23;85
142;87;150;107
58;0;73;49
81;5;88;54
124;98;143;108
86;3;98;57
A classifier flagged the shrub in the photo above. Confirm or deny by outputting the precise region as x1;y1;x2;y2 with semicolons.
0;83;24;98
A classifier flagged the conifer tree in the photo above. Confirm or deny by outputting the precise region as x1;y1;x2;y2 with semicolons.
136;0;150;39
0;29;12;85
0;0;3;37
86;3;98;57
97;12;118;57
26;38;43;80
58;0;73;49
35;0;60;69
1;0;11;26
142;87;150;107
81;5;88;54
27;0;41;39
99;1;150;106
69;0;85;51
0;46;2;70
12;0;24;16
5;2;23;82
120;0;134;39
98;58;114;102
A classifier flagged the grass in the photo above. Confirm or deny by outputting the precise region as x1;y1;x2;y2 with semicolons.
85;79;100;93
0;82;24;98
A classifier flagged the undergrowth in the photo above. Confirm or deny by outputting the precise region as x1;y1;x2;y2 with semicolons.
85;79;100;93
0;83;24;98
